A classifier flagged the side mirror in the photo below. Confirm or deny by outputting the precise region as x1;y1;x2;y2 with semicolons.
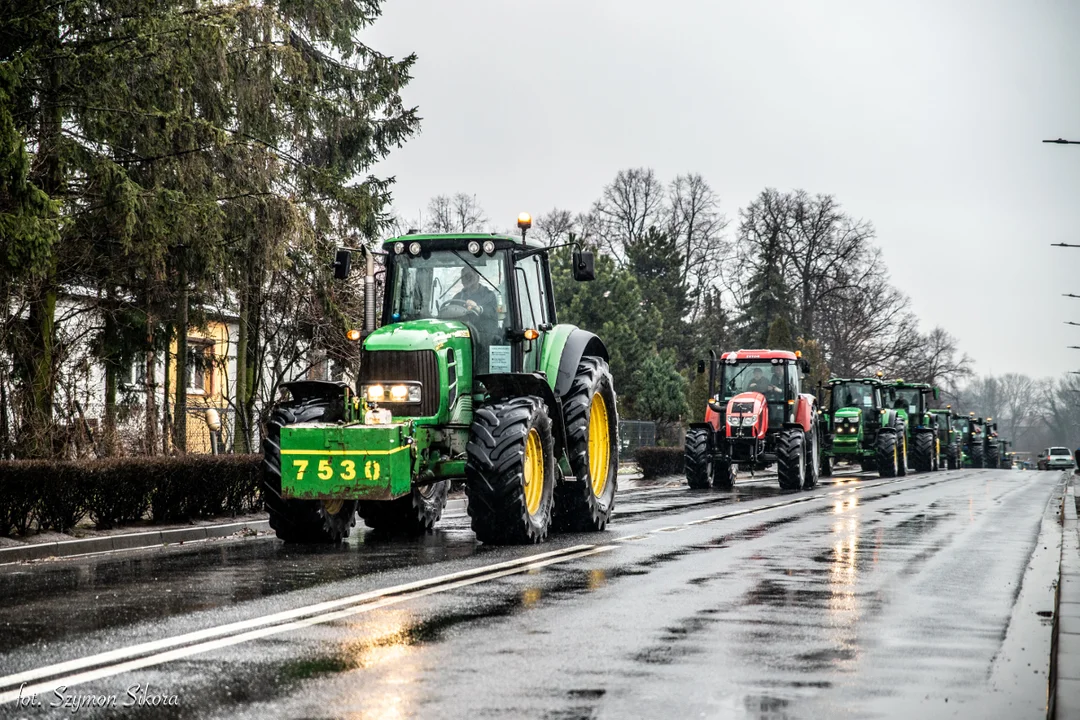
933;387;940;400
800;359;810;374
572;250;595;281
708;399;723;413
697;360;706;375
333;248;352;280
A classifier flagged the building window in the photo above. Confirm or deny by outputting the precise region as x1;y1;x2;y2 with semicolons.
186;339;215;395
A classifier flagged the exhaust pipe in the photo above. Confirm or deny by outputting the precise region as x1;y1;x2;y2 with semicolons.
363;247;376;334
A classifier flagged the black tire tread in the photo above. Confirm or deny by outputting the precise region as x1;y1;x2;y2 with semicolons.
685;428;712;489
776;428;804;491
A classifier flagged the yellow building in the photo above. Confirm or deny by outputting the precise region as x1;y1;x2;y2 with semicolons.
165;319;234;454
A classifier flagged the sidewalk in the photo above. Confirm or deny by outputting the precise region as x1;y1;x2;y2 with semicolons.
1058;475;1080;718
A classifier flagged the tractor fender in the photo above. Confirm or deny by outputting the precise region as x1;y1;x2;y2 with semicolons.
793;394;817;432
547;328;609;398
475;372;569;459
281;380;350;403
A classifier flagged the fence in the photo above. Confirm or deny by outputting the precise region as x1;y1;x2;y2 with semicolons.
619;420;656;459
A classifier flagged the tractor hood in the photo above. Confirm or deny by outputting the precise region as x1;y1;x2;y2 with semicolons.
363;318;472;352
726;391;768;439
834;407;862;420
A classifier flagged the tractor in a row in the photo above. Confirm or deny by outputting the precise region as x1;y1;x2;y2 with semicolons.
262;215;620;546
817;374;908;478
685;349;821;492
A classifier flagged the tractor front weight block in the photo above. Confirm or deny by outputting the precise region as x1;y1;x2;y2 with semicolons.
280;423;413;501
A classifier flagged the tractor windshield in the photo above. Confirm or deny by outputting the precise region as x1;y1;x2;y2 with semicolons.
388;249;511;372
831;382;875;411
389;250;508;324
951;417;966;434
720;361;787;402
891;387;922;414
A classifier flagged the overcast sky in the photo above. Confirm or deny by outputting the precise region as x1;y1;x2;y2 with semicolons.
365;0;1080;380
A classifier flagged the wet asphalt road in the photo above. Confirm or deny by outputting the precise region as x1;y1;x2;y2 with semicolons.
0;467;1064;719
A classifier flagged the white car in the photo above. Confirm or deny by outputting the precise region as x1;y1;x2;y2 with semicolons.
1037;447;1075;471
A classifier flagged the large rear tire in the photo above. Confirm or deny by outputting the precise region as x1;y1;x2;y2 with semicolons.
465;396;555;544
776;428;805;491
554;357;618;532
820;453;833;478
262;398;358;544
913;431;934;472
358;481;449;535
684;427;712;490
947;443;959;470
986;447;1000;469
876;431;898;478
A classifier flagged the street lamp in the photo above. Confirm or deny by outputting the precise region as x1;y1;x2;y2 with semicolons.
1044;138;1080;145
205;408;222;455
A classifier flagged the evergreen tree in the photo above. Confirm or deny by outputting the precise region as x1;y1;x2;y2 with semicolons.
2;0;419;456
626;225;690;365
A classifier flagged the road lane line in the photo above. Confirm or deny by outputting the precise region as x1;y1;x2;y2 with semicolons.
0;544;615;705
0;543;601;695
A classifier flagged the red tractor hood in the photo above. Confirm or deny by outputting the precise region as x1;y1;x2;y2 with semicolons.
725;391;768;439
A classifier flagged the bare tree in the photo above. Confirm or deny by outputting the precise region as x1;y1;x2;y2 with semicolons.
783;191;876;340
534;208;576;246
425;195;454;233
591;168;665;264
895;326;973;397
451;193;487;232
667;174;730;320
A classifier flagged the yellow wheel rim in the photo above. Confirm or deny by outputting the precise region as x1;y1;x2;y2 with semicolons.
588;392;611;497
323;499;344;515
523;427;544;516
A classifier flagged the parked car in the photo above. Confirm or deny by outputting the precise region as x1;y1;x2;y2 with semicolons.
1036;447;1075;471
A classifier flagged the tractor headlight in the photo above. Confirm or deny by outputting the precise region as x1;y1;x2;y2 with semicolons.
483;240;496;254
388;384;422;403
393;242;405;254
365;384;385;402
409;241;421;256
467;241;481;255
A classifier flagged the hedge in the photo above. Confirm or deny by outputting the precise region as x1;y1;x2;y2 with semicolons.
634;447;685;479
0;454;262;536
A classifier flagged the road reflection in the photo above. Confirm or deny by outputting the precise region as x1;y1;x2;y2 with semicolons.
829;492;860;667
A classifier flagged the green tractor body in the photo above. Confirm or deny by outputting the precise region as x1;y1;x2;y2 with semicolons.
264;230;620;545
885;380;942;472
817;377;908;478
928;407;962;469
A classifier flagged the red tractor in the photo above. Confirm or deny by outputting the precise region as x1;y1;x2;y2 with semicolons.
685;348;821;491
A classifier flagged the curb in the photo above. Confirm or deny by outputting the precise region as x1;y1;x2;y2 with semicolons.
0;519;271;565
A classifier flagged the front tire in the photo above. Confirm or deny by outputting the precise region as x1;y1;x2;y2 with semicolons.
913;431;934;472
776;428;805;491
971;443;984;469
713;459;735;490
876;431;898;478
262;397;358;544
554;357;619;532
820;453;833;478
897;434;908;476
685;427;713;490
466;396;555;544
804;427;819;490
358;481;449;535
947;443;959;470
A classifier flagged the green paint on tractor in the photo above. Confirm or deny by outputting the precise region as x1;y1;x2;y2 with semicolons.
818;376;907;478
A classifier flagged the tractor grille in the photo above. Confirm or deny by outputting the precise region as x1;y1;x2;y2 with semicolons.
359;349;440;417
731;401;755;414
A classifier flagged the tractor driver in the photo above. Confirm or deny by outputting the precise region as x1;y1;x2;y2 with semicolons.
748;367;784;399
449;265;497;317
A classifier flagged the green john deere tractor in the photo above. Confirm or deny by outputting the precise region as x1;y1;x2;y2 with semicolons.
928;405;962;470
983;416;1001;468
817;374;908;478
885;380;942;473
262;216;620;546
958;413;990;468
